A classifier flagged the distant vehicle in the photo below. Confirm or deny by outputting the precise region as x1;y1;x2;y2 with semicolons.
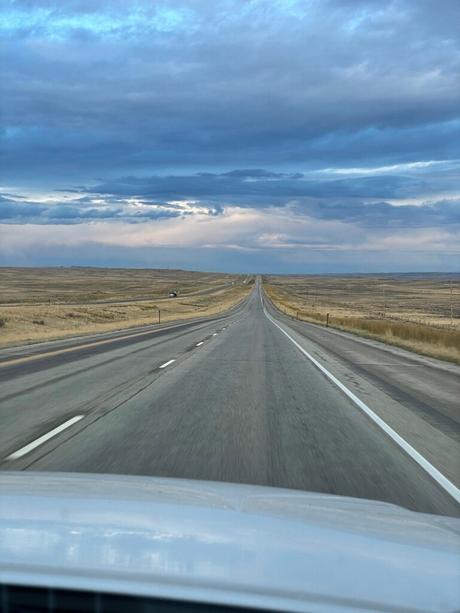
169;291;178;297
1;472;459;613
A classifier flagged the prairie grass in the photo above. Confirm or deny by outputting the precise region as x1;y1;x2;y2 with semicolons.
0;266;242;304
0;267;251;348
264;280;460;364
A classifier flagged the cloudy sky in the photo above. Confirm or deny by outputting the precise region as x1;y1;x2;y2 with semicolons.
1;0;459;272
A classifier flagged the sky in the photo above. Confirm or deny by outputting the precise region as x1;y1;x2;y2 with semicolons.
0;0;459;273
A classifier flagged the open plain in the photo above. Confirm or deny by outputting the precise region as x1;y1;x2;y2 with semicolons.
0;277;459;518
0;267;251;347
264;273;460;363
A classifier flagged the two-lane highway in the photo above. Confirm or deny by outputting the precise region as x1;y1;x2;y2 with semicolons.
1;279;459;516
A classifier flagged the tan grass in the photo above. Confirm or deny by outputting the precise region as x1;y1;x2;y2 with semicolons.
264;279;460;364
0;267;252;348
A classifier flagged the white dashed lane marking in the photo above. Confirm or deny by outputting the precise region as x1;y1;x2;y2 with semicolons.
6;415;85;461
159;359;175;369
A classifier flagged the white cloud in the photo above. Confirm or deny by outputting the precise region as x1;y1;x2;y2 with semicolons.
313;160;456;176
2;204;458;259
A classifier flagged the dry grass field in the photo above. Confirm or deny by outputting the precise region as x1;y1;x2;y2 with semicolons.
0;267;252;348
263;274;460;364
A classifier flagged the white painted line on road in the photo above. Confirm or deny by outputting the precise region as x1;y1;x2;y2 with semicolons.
159;359;175;369
6;415;85;461
196;341;204;346
264;307;460;505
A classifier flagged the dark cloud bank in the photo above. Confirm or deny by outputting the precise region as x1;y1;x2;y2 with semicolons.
1;0;459;271
1;169;460;230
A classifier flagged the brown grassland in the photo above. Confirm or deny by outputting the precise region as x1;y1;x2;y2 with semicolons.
263;274;460;364
0;267;252;348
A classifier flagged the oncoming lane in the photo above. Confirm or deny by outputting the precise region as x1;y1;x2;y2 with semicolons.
0;299;245;464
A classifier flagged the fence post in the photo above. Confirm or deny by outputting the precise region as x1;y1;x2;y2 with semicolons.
296;311;299;320
158;309;161;325
326;312;329;327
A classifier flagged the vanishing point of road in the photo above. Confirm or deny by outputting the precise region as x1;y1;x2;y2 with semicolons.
1;279;459;516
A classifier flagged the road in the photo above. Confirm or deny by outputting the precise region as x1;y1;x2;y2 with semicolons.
1;279;459;516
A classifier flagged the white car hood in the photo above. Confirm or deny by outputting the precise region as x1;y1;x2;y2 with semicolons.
0;472;459;612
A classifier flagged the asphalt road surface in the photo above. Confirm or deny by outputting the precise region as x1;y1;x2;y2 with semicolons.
1;279;459;517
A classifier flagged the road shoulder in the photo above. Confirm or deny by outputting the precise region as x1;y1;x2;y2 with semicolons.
266;302;460;490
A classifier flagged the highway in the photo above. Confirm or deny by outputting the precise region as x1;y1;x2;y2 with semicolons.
1;279;459;517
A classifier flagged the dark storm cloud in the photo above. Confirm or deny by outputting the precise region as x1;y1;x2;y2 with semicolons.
1;0;460;183
300;199;460;229
1;0;459;271
88;170;428;202
0;193;188;224
0;195;46;219
2;181;459;230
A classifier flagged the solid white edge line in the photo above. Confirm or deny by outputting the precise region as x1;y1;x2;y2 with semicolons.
159;359;175;369
6;415;85;461
264;305;460;505
196;341;204;346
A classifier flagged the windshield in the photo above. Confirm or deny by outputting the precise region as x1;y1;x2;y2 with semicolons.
0;0;459;526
